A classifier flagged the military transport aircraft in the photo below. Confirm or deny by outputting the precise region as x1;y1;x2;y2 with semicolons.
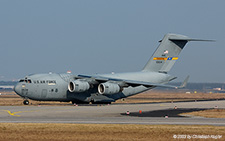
14;33;209;105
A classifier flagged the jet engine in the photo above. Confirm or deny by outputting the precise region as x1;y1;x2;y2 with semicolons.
68;80;90;93
98;82;121;95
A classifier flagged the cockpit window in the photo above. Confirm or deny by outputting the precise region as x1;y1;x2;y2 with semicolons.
19;79;25;82
19;79;32;83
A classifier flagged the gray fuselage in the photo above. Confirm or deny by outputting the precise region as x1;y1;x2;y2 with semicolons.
14;71;173;103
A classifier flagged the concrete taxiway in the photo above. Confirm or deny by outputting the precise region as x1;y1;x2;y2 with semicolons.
0;100;225;125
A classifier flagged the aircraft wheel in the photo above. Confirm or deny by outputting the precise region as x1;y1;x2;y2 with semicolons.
23;100;29;105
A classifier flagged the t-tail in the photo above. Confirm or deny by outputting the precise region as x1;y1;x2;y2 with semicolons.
143;33;213;73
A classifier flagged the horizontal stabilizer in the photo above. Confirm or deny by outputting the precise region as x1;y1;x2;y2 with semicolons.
169;38;215;42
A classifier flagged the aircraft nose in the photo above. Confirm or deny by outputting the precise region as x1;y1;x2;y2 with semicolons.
14;83;21;95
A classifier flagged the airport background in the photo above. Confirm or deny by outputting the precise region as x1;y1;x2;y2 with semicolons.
0;1;225;83
1;1;225;140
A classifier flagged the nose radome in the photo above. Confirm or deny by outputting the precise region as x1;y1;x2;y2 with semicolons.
14;84;21;95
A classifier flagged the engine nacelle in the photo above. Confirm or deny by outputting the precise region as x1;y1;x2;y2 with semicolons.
68;80;90;93
98;82;121;95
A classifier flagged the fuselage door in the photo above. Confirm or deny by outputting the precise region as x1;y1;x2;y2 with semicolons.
41;89;47;98
21;88;28;97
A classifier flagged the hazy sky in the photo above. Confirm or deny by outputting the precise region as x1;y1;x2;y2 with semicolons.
0;1;225;82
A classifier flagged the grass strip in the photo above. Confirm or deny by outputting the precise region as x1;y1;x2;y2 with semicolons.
0;123;225;140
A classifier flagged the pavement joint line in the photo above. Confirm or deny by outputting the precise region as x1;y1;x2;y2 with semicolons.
0;120;225;126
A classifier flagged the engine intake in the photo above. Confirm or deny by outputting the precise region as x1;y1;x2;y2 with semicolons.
98;82;121;95
68;80;90;93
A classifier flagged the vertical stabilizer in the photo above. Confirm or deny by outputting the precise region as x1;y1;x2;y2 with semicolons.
143;33;190;73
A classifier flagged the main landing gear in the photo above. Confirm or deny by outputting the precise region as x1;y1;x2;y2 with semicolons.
23;99;29;105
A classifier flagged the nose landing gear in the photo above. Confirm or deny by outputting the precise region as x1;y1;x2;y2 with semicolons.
23;100;29;105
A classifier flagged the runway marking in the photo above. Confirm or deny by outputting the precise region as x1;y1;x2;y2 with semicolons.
2;110;40;117
3;110;22;117
1;107;76;117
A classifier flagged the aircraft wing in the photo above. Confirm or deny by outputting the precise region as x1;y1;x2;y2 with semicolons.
76;74;189;89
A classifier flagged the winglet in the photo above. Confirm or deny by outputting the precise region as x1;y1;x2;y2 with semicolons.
177;75;190;89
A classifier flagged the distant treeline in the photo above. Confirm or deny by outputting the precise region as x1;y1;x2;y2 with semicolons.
0;81;17;86
168;82;225;90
